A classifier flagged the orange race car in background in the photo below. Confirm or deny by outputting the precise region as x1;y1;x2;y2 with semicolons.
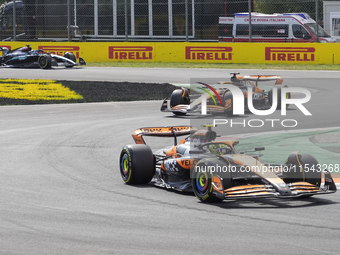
119;125;336;203
160;73;291;116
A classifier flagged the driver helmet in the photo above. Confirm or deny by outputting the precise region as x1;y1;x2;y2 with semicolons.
1;47;9;55
209;144;229;155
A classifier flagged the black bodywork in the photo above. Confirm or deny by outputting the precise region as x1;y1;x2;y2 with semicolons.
0;45;85;68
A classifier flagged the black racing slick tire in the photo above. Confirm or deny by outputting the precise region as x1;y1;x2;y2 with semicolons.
285;153;322;187
63;52;76;68
63;52;77;62
119;144;155;185
170;88;190;107
38;54;52;69
269;85;291;110
192;158;232;203
223;91;233;116
169;88;190;116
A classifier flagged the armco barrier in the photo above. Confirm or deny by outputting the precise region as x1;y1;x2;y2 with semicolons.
1;42;340;65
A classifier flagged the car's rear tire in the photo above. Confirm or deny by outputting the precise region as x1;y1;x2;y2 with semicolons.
269;85;291;110
192;158;232;203
119;144;155;185
223;91;233;116
38;54;52;69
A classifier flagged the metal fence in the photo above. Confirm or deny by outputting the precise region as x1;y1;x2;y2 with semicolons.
0;0;338;42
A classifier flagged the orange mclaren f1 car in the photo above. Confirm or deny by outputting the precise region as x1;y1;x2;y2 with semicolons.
119;125;337;202
160;73;291;116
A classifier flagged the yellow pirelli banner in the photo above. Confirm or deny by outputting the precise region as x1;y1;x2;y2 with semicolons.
2;42;340;64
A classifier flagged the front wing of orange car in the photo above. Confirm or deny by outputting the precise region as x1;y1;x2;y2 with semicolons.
212;170;337;200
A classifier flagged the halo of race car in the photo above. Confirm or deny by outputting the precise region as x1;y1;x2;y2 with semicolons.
0;45;86;69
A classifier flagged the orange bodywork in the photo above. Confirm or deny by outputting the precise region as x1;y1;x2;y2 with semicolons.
132;126;195;144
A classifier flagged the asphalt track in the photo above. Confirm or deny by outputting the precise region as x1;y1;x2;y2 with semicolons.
2;66;340;83
0;67;340;254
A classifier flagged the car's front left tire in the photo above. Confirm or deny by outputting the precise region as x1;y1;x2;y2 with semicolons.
223;91;233;116
192;158;232;203
169;88;190;115
119;144;155;185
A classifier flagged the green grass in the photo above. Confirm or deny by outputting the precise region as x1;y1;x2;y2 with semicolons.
87;62;340;70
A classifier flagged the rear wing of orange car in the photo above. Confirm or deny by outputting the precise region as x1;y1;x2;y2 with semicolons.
219;74;283;86
132;126;197;145
241;75;283;85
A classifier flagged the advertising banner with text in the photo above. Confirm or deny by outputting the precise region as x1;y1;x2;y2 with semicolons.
2;42;340;65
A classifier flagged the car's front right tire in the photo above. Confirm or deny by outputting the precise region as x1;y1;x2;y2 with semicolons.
285;153;322;187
